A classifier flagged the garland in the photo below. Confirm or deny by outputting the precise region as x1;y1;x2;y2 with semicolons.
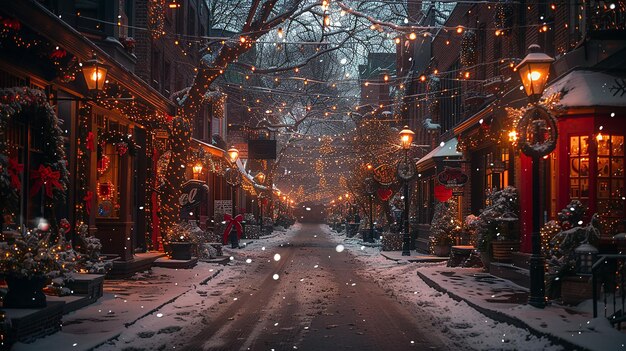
98;130;138;156
0;87;69;215
460;30;477;68
494;0;514;35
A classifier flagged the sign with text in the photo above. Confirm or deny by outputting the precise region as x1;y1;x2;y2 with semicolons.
179;180;209;219
437;167;468;187
214;200;233;219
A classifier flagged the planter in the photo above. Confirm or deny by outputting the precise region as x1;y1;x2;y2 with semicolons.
491;241;519;262
170;242;193;260
4;275;48;308
561;275;595;306
432;244;451;257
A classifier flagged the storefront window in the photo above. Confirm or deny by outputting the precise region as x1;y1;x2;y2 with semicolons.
569;136;590;205
485;148;509;206
597;134;624;232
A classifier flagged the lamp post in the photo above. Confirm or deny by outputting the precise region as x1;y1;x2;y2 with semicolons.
81;54;109;92
227;147;239;216
256;172;266;232
515;44;556;309
399;126;415;256
364;176;375;243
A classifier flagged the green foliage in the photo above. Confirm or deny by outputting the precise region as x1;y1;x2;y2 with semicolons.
429;198;460;253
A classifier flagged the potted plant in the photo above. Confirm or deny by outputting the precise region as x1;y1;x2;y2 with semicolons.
0;226;76;308
491;211;520;262
474;186;519;268
166;222;196;260
429;198;460;257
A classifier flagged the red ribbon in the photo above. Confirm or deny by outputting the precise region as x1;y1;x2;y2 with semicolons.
83;191;93;215
222;214;243;244
29;165;63;198
8;156;23;190
86;132;95;151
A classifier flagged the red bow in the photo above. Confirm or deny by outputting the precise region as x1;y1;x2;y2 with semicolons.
86;132;95;151
8;156;23;190
84;191;93;215
49;48;67;60
30;165;63;198
222;213;243;244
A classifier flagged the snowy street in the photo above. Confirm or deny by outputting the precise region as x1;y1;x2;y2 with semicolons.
45;223;564;351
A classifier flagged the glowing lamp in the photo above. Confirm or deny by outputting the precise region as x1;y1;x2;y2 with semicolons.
193;162;203;175
399;126;415;150
256;172;266;184
227;147;239;163
515;44;554;101
81;54;109;91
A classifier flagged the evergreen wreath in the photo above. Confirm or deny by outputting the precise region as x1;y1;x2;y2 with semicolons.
98;129;138;156
0;87;69;214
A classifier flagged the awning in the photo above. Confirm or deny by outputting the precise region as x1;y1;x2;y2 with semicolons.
193;138;226;157
416;138;462;171
543;69;626;108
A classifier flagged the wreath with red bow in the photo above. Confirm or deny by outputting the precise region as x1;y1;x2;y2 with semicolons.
0;87;69;213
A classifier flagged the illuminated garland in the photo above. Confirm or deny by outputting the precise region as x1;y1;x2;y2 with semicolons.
148;0;166;40
0;87;69;218
75;105;93;228
494;0;514;36
460;30;477;68
98;130;138;156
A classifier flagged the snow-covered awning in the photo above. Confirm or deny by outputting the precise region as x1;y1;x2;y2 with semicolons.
192;138;226;157
416;138;462;171
543;69;626;108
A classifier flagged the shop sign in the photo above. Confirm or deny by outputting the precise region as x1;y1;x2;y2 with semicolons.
373;164;396;186
437;167;468;187
179;180;209;218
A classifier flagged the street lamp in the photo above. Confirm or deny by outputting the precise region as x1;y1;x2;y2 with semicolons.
227;147;239;164
81;54;109;91
515;45;556;309
399;126;415;256
192;162;203;179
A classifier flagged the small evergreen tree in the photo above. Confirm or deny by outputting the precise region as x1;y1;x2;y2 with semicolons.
429;198;461;254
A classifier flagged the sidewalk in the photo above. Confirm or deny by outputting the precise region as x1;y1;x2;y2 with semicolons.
11;263;223;351
415;266;626;351
380;249;450;263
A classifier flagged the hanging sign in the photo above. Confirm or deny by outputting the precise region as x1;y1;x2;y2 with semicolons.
437;167;468;187
373;164;396;186
214;200;233;219
179;180;209;218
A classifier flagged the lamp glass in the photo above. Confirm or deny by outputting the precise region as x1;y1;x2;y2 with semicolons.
82;57;108;91
257;172;266;184
399;126;415;150
193;163;203;175
227;148;239;163
515;46;554;99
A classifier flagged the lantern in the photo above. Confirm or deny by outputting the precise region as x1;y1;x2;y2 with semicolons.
256;172;266;184
515;44;554;101
399;126;415;150
81;54;109;91
227;147;239;163
575;243;598;275
192;162;203;177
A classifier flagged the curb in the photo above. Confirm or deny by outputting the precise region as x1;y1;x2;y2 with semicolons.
415;271;589;351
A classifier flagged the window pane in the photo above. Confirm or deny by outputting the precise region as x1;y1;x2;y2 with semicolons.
613;136;624;156
570;158;579;177
570;136;579;155
581;179;589;198
580;158;589;176
598;157;610;177
570;178;580;198
598;180;610;198
612;158;624;177
581;136;589;155
598;135;610;155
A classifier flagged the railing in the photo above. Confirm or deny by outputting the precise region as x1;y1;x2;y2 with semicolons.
592;254;626;330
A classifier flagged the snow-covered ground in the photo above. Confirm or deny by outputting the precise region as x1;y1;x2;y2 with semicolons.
15;223;624;351
323;225;626;351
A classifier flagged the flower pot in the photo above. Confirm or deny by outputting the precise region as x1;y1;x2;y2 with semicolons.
4;275;48;308
432;244;451;257
491;241;519;262
170;242;193;260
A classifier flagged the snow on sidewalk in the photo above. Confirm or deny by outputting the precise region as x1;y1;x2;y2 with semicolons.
321;224;568;351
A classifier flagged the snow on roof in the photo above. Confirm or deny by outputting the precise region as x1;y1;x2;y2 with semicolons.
544;69;626;108
416;138;461;167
